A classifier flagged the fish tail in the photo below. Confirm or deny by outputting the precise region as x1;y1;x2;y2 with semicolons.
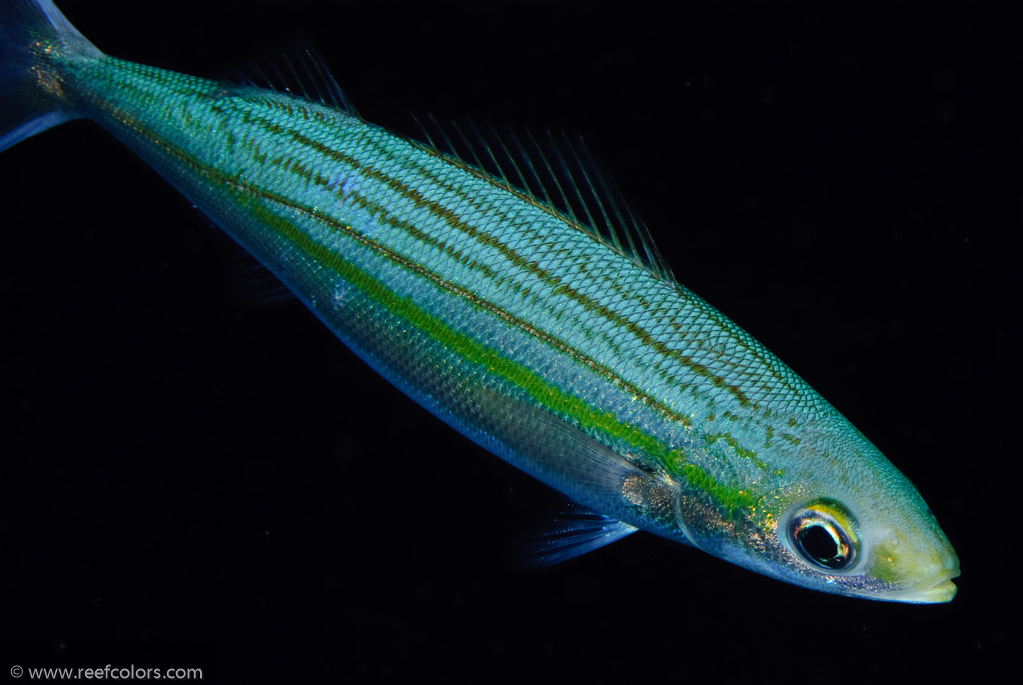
0;0;100;151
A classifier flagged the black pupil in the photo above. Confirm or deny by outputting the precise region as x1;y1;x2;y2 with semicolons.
798;524;843;567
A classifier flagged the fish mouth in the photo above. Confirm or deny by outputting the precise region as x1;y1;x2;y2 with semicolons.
890;578;957;603
884;565;961;604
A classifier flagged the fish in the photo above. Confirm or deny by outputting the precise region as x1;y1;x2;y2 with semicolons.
0;0;959;602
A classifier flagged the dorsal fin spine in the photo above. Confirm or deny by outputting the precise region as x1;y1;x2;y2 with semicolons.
542;131;583;230
429;113;461;166
489;122;533;208
233;46;360;118
470;120;512;190
516;128;558;219
452;120;489;181
411;114;439;153
556;132;603;250
405;117;678;287
279;53;308;100
566;137;621;253
587;141;637;258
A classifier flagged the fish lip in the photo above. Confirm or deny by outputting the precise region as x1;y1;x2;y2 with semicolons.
882;566;961;604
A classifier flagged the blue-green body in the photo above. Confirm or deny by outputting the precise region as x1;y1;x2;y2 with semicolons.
0;0;959;601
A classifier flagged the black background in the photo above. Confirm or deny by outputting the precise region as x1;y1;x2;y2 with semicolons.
1;0;1017;680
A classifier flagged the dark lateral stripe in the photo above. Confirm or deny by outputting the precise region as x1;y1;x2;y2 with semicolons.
97;97;698;434
103;60;797;407
232;111;757;407
352;121;797;396
111;65;792;408
90;84;787;514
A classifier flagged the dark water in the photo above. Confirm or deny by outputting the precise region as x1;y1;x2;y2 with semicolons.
1;0;1015;679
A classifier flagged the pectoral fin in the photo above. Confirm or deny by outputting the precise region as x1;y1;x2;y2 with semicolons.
470;385;687;551
522;504;638;567
473;384;663;517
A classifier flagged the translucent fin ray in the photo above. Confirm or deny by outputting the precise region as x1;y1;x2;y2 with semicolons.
233;44;359;117
521;504;639;567
409;116;676;284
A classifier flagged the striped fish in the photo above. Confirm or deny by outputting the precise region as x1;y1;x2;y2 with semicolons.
0;0;958;602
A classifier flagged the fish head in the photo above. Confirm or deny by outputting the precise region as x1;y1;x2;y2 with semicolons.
672;424;959;603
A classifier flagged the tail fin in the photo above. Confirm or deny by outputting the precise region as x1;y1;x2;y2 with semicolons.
0;0;100;151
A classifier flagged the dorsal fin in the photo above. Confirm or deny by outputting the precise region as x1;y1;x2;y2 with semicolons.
408;117;677;284
233;45;359;117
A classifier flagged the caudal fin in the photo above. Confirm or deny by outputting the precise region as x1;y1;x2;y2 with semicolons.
0;0;100;151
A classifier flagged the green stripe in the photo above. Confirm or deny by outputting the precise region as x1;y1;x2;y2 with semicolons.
95;95;696;429
94;86;762;515
230;106;779;408
97;91;702;430
233;189;753;514
95;60;800;411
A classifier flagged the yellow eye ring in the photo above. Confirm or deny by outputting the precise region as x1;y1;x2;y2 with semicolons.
788;501;860;571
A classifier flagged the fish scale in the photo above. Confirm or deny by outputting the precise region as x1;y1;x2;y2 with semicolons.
0;0;959;601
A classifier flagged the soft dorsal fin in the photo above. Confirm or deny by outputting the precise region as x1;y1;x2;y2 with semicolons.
409;116;677;284
233;45;360;117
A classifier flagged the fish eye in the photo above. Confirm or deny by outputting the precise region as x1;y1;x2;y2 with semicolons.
788;501;858;571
